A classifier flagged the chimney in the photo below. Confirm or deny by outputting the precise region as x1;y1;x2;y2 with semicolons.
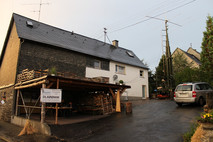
112;40;119;48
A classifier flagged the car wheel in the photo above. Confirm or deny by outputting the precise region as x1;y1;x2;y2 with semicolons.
199;97;205;106
176;103;182;107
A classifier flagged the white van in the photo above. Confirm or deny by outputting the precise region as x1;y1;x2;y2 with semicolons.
174;82;213;106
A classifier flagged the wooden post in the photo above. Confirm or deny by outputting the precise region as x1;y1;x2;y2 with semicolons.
101;96;105;114
110;96;113;113
116;90;121;112
41;83;46;123
55;78;59;125
15;90;20;116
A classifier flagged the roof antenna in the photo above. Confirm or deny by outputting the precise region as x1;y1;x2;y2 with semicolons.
24;0;50;21
103;28;111;44
38;0;50;21
104;28;107;43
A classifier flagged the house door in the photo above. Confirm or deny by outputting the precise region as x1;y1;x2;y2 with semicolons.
142;85;146;98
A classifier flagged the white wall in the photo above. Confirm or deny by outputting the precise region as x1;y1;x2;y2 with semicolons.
86;61;149;99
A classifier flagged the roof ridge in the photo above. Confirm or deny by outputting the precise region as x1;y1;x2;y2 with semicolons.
12;13;148;69
12;13;131;51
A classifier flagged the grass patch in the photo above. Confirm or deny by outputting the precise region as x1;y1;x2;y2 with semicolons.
183;122;199;142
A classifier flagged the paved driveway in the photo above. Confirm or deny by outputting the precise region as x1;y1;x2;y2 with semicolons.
52;100;202;142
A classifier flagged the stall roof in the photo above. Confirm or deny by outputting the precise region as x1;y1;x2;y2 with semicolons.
15;75;131;92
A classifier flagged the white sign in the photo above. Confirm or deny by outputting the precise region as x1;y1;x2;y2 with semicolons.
1;100;5;104
40;88;62;103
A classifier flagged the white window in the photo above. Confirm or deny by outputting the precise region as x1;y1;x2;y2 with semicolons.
116;65;125;74
94;60;101;69
140;70;144;77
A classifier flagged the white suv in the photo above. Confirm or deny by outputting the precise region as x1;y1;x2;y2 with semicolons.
174;82;213;106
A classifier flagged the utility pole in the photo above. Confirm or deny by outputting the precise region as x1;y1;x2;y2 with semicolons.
164;20;173;91
147;16;181;94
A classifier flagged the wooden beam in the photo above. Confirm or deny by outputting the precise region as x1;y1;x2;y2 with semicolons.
116;90;121;112
15;90;20;116
41;83;46;123
109;88;116;101
109;88;115;96
20;91;29;118
15;75;47;86
55;78;59;125
15;80;46;90
47;77;130;89
46;82;54;89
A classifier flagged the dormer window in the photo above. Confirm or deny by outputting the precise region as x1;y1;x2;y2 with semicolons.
126;51;134;57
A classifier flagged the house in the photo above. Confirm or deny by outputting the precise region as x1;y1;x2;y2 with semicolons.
0;13;148;123
172;47;201;68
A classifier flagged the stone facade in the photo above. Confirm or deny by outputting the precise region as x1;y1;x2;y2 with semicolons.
18;40;110;77
0;86;15;121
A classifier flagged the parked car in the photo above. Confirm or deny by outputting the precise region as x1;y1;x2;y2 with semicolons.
174;82;213;106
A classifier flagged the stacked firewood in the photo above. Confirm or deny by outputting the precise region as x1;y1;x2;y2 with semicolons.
80;93;113;115
17;69;35;83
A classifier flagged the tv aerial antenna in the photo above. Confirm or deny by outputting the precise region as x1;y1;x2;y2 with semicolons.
23;0;50;21
103;28;111;44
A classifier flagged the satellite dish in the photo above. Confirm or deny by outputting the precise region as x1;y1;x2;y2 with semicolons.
113;75;118;81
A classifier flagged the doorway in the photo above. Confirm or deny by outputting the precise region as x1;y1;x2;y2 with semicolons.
142;85;146;99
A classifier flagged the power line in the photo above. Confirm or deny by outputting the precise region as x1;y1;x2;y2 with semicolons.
110;0;196;33
146;16;182;27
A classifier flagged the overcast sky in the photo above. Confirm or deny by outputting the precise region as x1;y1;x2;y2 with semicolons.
0;0;213;71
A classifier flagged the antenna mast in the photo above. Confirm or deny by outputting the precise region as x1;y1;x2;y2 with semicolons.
38;0;42;21
147;16;181;92
38;0;50;21
164;20;173;91
104;28;107;43
24;0;50;21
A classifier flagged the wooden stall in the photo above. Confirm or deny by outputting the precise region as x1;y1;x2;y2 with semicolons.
14;69;130;124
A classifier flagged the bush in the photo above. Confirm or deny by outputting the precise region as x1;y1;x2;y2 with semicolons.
183;122;199;142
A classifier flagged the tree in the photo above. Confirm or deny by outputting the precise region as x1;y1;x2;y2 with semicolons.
148;70;156;94
173;67;200;86
200;15;213;86
172;52;191;73
172;52;198;86
155;55;166;89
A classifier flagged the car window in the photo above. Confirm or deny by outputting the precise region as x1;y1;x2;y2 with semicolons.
205;84;213;90
195;85;200;90
198;84;206;90
176;85;192;91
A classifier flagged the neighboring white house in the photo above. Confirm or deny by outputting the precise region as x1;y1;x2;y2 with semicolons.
86;41;149;100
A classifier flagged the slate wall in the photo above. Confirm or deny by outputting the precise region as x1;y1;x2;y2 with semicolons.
18;40;109;77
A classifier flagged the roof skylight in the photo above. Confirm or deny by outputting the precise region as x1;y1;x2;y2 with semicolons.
26;21;33;28
126;51;134;57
